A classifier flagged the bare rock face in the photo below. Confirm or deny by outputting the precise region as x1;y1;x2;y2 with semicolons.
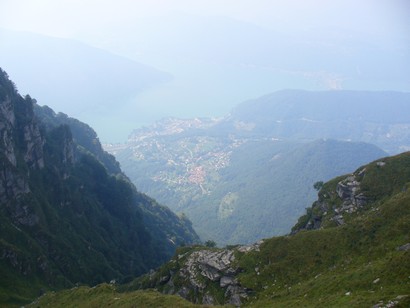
178;249;248;305
148;247;252;306
0;85;78;231
397;243;410;251
336;176;359;199
293;170;370;233
1;94;45;170
335;174;369;217
61;136;75;166
237;240;263;253
220;275;236;287
336;174;368;211
0;97;30;203
0;89;45;228
23;121;45;169
0;97;17;167
318;174;369;228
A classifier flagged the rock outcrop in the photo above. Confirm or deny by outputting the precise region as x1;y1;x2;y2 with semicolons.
23;120;45;169
293;170;370;233
135;242;268;306
178;249;248;305
0;97;17;166
0;78;45;227
176;249;249;305
336;172;369;214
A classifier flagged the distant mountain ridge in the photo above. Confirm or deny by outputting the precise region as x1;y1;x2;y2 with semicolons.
225;90;410;153
0;68;198;306
107;90;410;245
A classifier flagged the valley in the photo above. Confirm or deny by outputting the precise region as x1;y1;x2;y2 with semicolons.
1;68;409;307
1;1;409;306
31;151;410;307
106;90;410;245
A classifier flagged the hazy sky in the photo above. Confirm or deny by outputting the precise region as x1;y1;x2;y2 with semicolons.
1;0;409;142
1;0;409;39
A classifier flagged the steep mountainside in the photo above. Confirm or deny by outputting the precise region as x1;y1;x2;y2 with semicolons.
0;69;198;306
109;116;386;245
33;151;410;307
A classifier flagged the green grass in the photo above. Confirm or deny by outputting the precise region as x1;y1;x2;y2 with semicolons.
236;162;410;307
20;153;410;307
27;284;208;308
123;152;410;307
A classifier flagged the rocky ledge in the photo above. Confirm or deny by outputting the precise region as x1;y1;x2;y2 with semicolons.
136;241;263;306
293;167;373;233
177;249;248;306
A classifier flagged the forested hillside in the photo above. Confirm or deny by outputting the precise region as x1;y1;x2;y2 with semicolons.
111;117;386;244
109;90;410;245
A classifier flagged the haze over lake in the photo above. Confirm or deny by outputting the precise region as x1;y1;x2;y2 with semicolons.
1;0;409;142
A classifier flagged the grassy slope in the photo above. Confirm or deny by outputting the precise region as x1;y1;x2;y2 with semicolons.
27;284;206;308
25;152;410;307
238;152;410;307
240;190;410;307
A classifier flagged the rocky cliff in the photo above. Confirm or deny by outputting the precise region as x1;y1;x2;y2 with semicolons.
0;68;199;306
0;73;45;228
